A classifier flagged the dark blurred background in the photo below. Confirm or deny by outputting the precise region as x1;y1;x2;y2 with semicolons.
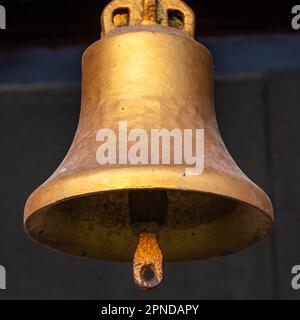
0;0;300;300
0;0;297;44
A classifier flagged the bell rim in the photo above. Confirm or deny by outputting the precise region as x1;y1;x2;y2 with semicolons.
25;166;274;222
24;166;273;262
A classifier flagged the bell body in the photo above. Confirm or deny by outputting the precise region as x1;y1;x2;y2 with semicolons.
24;0;273;262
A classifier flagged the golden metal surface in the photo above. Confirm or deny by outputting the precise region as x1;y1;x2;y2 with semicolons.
113;12;129;27
24;0;274;267
101;0;195;37
143;0;157;23
133;233;163;290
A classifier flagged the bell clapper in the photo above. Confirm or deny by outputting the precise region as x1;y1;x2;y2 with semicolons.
129;190;167;290
133;232;163;290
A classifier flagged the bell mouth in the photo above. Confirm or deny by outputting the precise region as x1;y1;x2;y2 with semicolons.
24;188;273;262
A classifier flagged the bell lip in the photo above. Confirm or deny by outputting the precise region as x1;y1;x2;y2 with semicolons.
83;26;212;64
24;166;274;223
24;187;274;227
24;166;274;221
24;166;274;262
24;186;274;263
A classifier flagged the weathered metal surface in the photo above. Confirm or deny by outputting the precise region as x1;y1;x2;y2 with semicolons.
101;0;195;37
24;0;273;275
0;72;291;299
133;233;163;289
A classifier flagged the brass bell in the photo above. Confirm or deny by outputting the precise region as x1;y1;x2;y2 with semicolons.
24;0;274;290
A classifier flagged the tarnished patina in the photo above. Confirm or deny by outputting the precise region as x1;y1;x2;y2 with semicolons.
133;233;163;289
24;0;274;290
